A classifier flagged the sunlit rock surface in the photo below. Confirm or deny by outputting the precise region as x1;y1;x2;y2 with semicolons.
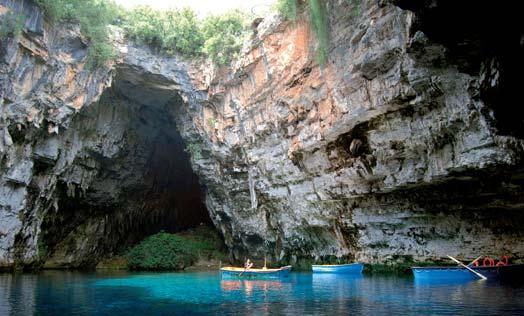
183;1;524;265
1;0;523;269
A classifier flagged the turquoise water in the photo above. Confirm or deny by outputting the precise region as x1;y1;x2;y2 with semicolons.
1;271;524;315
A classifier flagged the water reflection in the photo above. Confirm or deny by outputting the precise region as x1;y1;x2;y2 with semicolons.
0;274;36;316
0;271;523;315
312;273;363;285
220;279;283;296
220;279;286;315
220;280;242;291
311;273;365;314
414;277;485;287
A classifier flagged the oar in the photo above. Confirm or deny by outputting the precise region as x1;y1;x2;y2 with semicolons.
239;264;248;276
447;255;487;280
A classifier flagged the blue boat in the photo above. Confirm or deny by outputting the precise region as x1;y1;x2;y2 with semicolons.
312;263;364;274
412;264;524;282
220;266;292;279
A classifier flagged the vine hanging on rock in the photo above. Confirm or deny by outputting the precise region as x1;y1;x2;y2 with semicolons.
276;0;361;65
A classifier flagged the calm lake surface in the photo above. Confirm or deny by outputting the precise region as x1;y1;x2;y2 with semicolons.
1;271;523;315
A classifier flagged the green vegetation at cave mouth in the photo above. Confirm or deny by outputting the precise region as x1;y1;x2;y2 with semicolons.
32;0;251;67
122;225;227;271
29;0;357;68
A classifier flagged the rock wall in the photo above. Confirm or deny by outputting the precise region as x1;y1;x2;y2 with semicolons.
181;1;524;265
0;0;208;269
1;0;111;268
1;0;523;270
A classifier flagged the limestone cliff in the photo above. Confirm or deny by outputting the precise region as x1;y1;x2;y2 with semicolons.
186;1;524;265
0;0;209;269
1;0;523;270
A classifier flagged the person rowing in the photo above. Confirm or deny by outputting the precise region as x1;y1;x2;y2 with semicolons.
238;258;254;276
244;258;253;270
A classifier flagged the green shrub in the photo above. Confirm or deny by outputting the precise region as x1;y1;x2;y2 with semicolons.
308;0;329;64
163;8;204;56
185;142;202;160
275;0;299;22
121;6;203;56
207;117;217;128
34;1;250;66
346;0;361;17
201;10;248;65
126;228;225;271
121;6;248;65
0;11;25;40
126;232;196;270
35;0;120;68
275;0;362;64
119;5;160;48
35;0;72;22
37;238;47;258
275;0;330;64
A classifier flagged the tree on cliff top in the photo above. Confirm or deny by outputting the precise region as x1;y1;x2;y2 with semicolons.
35;0;250;67
35;0;120;68
201;10;247;65
121;6;249;65
121;6;204;57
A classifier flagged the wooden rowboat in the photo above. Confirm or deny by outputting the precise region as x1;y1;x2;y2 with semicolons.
220;266;292;279
412;263;524;282
312;263;364;274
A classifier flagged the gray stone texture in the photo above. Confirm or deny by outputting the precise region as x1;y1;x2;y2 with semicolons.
1;0;523;269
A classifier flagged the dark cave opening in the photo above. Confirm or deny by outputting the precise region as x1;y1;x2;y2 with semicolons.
38;68;213;267
140;125;211;233
396;0;524;137
108;66;213;236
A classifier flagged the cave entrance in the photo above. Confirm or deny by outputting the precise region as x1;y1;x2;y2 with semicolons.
39;66;212;267
108;65;212;236
143;121;210;233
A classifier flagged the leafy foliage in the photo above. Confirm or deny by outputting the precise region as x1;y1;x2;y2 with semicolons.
0;11;25;40
35;0;120;68
37;238;48;258
275;0;298;22
201;10;247;65
346;0;361;17
34;0;71;21
275;0;362;64
126;227;225;271
207;117;217;128
121;6;203;56
122;6;248;65
34;1;250;66
185;142;202;160
308;0;329;64
275;0;331;64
